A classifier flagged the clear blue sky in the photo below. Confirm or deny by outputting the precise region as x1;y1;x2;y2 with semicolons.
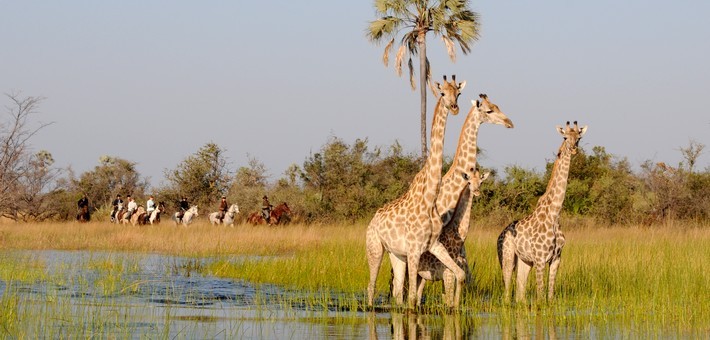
2;1;709;188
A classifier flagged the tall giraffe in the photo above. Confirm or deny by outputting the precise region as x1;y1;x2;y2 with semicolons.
414;94;514;307
497;121;588;303
366;75;466;309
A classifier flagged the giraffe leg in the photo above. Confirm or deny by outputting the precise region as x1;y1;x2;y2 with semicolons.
535;261;546;302
548;233;565;301
548;256;562;301
366;229;384;307
443;269;455;308
515;259;532;303
390;253;407;305
406;252;423;308
416;273;426;306
428;241;466;307
500;234;516;304
459;250;472;286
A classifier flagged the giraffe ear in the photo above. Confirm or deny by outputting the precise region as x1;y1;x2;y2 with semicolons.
481;171;490;182
556;125;565;135
579;125;588;136
458;80;466;91
472;99;480;108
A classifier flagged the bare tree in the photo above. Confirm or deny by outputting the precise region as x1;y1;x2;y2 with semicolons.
679;140;705;173
0;92;52;219
13;150;64;221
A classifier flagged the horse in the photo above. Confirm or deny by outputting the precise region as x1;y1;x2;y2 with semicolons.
113;207;126;224
247;202;291;226
129;206;146;226
209;203;239;226
76;205;90;222
173;205;198;226
147;202;165;225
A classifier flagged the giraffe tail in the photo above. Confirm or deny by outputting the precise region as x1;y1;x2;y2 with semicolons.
497;221;518;268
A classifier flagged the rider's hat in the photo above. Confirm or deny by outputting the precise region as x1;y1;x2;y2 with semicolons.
222;195;226;199
263;195;268;199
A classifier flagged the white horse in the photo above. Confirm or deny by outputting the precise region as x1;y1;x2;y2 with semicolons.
209;203;239;226
173;205;198;226
148;202;165;225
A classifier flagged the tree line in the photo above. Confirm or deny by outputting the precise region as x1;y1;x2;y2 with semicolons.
2;93;708;225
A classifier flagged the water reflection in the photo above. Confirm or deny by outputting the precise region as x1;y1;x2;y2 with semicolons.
501;309;558;340
368;311;471;340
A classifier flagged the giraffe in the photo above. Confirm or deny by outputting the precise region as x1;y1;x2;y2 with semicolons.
416;169;489;306
366;74;466;309
414;94;514;307
497;121;588;303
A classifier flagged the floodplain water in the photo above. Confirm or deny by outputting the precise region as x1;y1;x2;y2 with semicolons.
0;250;697;339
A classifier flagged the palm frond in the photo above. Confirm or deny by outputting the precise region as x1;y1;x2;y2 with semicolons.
403;31;419;55
425;57;431;81
395;45;406;76
375;0;410;17
442;35;456;62
383;38;395;66
408;57;416;90
426;58;437;96
367;16;402;42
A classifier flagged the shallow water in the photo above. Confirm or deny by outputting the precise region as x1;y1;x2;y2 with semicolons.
0;250;698;339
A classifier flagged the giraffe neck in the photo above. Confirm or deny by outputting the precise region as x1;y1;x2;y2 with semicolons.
437;113;481;212
534;145;573;219
423;97;450;207
453;184;474;239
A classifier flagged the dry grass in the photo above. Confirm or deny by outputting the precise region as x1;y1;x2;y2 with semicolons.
0;220;362;257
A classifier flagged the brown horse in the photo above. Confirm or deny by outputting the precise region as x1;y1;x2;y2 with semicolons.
76;205;90;222
129;206;146;226
247;202;292;226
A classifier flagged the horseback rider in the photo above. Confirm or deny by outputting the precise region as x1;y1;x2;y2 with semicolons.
261;195;272;224
125;195;137;221
218;195;228;223
145;195;156;224
177;196;189;222
111;194;123;222
77;193;89;221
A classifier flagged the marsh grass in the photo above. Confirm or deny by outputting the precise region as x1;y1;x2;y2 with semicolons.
1;219;709;336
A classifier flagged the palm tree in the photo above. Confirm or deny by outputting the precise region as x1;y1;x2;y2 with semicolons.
367;0;480;158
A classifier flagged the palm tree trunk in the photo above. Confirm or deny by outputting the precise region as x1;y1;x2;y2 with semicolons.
418;30;428;159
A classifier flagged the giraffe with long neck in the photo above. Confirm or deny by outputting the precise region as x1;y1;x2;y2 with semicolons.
414;94;514;307
497;121;588;303
366;75;466;309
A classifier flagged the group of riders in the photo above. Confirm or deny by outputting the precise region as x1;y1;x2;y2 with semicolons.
94;194;275;224
108;194;162;224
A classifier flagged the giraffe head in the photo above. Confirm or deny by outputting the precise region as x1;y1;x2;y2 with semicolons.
470;94;514;128
459;167;490;197
434;75;466;115
555;121;588;155
467;168;491;197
